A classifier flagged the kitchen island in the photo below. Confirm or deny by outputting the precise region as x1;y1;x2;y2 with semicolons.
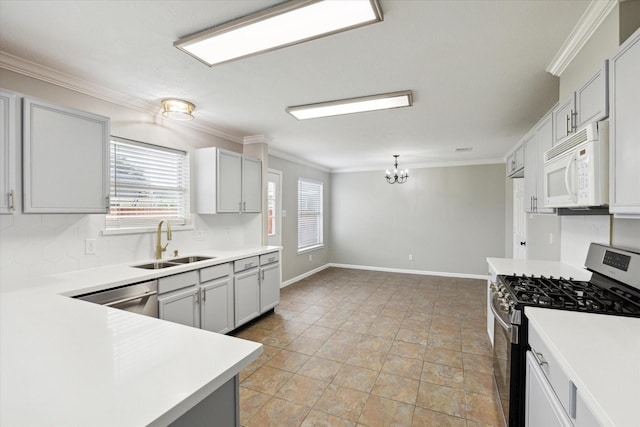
0;247;280;426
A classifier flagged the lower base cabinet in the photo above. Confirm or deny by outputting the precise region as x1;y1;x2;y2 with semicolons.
234;268;260;327
200;277;234;334
158;287;199;328
169;375;239;427
260;263;280;313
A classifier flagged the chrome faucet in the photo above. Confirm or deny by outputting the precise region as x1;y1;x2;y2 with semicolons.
155;220;172;260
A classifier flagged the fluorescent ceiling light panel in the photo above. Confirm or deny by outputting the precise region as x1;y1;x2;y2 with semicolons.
286;91;413;120
175;0;383;66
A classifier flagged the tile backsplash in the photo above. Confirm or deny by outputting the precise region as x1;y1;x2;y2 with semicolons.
0;212;260;291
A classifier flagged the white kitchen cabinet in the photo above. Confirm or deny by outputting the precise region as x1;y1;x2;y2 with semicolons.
22;96;109;213
158;271;199;328
552;62;608;146
0;89;18;214
524;113;554;213
200;277;234;334
259;252;280;313
525;352;572;427
234;258;260;328
158;287;199;328
609;28;640;217
195;147;262;214
506;143;524;178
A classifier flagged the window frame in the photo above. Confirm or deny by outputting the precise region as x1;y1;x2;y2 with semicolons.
104;136;191;235
297;178;324;253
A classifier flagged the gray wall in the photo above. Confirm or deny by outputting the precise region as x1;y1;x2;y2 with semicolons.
330;164;506;275
268;155;331;283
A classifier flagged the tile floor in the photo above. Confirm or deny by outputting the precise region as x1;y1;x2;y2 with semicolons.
232;267;503;427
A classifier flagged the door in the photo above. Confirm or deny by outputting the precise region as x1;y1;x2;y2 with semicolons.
242;156;262;213
0;89;17;214
158;287;199;328
513;178;527;260
217;149;242;212
201;277;234;334
552;95;576;145
260;263;280;313
234;269;260;327
267;169;282;246
523;133;537;213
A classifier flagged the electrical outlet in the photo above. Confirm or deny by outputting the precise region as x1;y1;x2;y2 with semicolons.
195;230;208;241
308;254;313;262
409;254;413;261
85;239;97;255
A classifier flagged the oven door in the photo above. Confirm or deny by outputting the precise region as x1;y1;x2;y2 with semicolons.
490;292;512;426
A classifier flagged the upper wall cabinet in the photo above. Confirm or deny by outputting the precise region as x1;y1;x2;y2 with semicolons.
552;61;608;145
524;113;554;214
506;142;524;178
23;97;109;213
195;147;262;214
0;89;18;214
609;29;640;217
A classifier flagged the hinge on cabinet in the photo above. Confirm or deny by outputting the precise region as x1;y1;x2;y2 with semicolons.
8;190;14;211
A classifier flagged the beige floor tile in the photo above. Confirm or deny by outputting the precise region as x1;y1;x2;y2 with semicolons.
396;327;429;345
286;336;325;356
313;384;369;422
424;346;464;368
328;330;364;346
462;353;494;375
245;396;310;427
412;407;466;427
462;339;493;357
304;305;334;316
332;364;379;393
265;349;310;373
301;325;337;341
297;356;343;382
337;320;371;334
421;360;464;389
428;333;462;351
356;335;393;353
300;410;356;427
241;365;293;395
464;370;496;396
381;354;423;380
389;340;427;360
345;348;387;371
358;394;415;427
371;372;420;405
275;374;329;407
465;391;503;425
262;330;299;348
416;381;466;418
239;386;271;425
315;341;356;363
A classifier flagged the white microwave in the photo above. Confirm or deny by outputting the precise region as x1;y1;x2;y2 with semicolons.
543;121;608;208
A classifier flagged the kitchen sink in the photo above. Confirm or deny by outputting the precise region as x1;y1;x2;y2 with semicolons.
171;256;214;264
133;256;214;270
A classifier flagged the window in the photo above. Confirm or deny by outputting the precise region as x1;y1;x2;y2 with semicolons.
267;181;277;237
106;136;189;231
298;178;323;252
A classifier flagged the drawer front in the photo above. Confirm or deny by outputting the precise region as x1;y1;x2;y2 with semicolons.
200;263;231;283
158;270;199;294
260;251;279;266
528;324;571;415
234;256;259;273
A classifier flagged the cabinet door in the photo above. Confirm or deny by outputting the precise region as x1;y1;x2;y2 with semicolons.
260;263;280;313
609;29;640;216
525;352;573;427
523;133;537;213
201;277;234;334
534;114;554;213
23;97;109;213
216;149;242;213
158;287;199;328
0;89;17;214
242;156;262;213
552;95;576;145
576;61;608;128
234;269;260;327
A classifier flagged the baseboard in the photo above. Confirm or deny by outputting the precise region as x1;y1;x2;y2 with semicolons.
282;263;487;287
328;263;488;280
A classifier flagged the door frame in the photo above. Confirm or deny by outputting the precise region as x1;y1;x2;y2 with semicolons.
267;169;282;246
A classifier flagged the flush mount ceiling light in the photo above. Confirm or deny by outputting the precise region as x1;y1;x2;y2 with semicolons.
174;0;383;67
286;90;413;120
161;99;195;121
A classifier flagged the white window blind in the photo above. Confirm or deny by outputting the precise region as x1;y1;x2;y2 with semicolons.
298;178;323;251
106;137;189;230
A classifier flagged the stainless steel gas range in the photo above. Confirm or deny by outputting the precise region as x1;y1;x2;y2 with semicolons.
489;243;640;426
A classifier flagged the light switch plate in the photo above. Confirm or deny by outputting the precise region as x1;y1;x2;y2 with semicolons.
85;239;97;255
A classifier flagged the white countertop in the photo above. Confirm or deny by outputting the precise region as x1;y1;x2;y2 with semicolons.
526;307;640;427
0;246;280;426
486;257;592;281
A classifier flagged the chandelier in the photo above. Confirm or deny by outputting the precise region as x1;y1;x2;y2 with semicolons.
385;155;409;184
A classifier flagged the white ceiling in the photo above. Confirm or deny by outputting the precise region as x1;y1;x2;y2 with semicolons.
0;0;590;172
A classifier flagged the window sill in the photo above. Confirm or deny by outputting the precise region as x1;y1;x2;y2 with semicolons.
102;224;195;236
297;245;325;255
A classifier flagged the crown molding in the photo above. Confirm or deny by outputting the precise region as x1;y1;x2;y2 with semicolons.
332;158;505;173
0;51;243;143
267;148;332;173
546;0;618;76
243;134;272;145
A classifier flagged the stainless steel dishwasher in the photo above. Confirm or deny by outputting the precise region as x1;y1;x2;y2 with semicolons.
74;280;159;318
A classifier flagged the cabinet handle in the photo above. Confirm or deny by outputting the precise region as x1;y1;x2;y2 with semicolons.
202;289;206;303
533;196;537;211
570;109;576;133
533;351;548;366
569;381;577;419
243;201;246;211
8;190;14;211
244;263;253;269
